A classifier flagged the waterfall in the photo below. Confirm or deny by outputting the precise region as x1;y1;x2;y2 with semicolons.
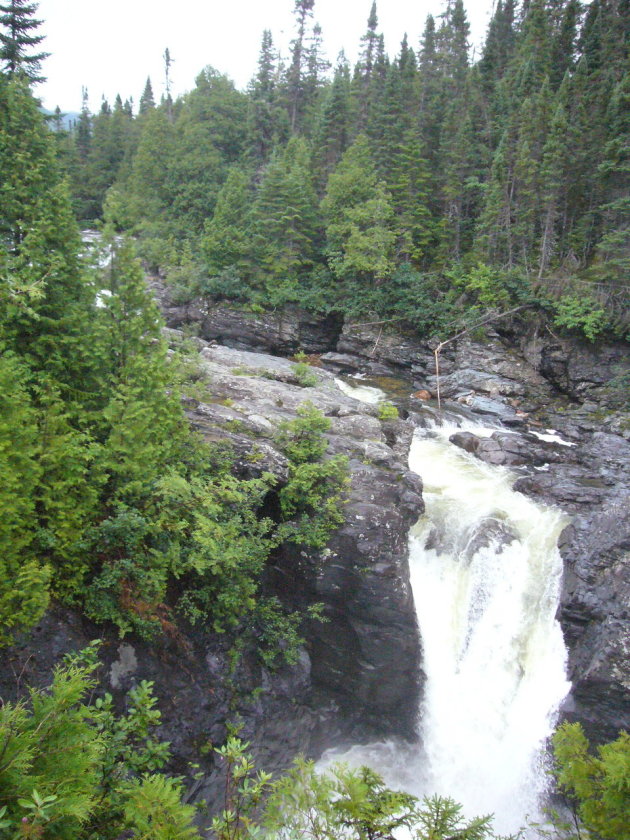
406;419;570;833
322;389;571;835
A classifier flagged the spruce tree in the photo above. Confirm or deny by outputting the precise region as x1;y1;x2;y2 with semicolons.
250;136;322;291
0;0;48;81
139;76;155;114
202;166;252;276
247;30;285;166
286;0;316;132
354;1;379;130
314;53;352;183
322;134;397;288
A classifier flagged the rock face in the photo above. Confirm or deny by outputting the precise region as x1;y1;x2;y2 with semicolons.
0;605;316;786
187;341;424;741
152;279;343;356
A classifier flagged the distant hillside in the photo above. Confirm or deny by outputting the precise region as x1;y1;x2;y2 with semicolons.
41;107;80;129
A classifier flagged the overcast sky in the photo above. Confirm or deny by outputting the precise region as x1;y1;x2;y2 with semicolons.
37;0;496;114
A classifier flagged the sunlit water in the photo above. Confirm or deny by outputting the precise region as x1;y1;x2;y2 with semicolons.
322;394;571;835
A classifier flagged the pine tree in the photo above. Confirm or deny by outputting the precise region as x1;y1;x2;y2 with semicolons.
0;0;48;81
314;53;352;183
302;22;330;134
479;0;517;95
594;69;630;285
538;75;571;278
247;30;285;166
354;1;379;130
122;106;177;240
202;166;252;275
168;69;248;236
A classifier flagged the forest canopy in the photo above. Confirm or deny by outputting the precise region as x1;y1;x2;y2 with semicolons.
46;0;630;342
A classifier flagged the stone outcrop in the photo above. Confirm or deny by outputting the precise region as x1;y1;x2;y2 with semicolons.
186;341;424;740
151;278;343;356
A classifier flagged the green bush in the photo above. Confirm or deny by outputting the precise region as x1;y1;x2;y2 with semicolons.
377;401;399;421
553;294;609;341
551;722;630;840
0;646;198;839
291;361;319;387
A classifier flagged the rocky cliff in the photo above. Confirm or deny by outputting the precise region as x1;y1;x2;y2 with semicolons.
152;283;630;744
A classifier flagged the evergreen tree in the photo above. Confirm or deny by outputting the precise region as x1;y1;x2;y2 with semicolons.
168;69;247;236
302;21;330;133
594;69;630;284
75;86;91;160
479;0;517;95
354;1;380;130
250;136;322;292
314;53;352;183
322;134;397;288
0;74;94;388
247;30;285;166
286;0;315;132
0;349;50;642
538;74;571;277
202;166;252;275
139;76;155;114
94;237;187;502
0;0;48;81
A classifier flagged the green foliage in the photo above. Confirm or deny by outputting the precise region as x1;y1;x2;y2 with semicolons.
377;401;399;421
447;262;512;310
262;754;507;840
553;294;609;342
0;350;49;642
291;360;318;387
277;401;331;464
156;469;275;633
279;456;349;548
322;135;397;287
211;736;272;840
550;722;630;840
276;402;348;548
0;649;199;839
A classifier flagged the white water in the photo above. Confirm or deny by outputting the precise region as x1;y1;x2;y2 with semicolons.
321;406;571;835
335;376;385;405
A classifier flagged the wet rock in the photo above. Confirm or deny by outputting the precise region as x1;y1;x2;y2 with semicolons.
0;606;315;819
463;517;517;560
433;368;527;400
557;495;630;743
